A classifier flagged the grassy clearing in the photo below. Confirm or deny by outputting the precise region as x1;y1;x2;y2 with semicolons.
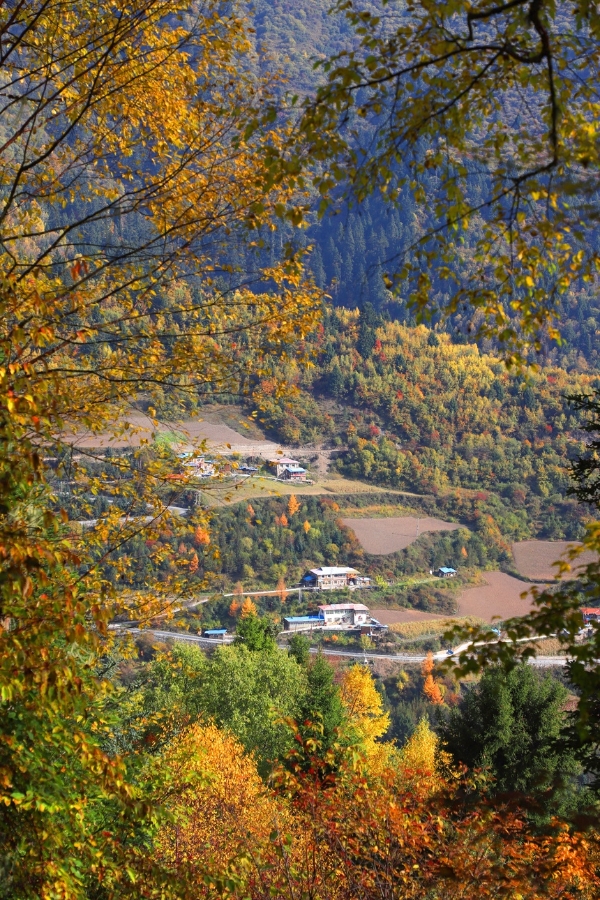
388;616;485;639
195;475;391;506
338;503;430;518
153;429;186;448
515;637;567;655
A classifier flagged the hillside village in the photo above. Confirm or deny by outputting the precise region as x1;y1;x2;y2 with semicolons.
6;0;600;893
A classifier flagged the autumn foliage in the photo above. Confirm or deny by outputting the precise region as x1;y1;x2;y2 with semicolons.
159;718;599;900
157;722;285;875
194;527;211;547
340;665;390;751
422;652;445;705
0;0;321;891
240;598;258;618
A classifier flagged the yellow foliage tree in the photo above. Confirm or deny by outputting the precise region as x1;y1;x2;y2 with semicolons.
240;598;258;618
287;494;301;517
339;664;391;757
157;722;285;874
396;670;410;692
398;718;440;781
303;520;311;534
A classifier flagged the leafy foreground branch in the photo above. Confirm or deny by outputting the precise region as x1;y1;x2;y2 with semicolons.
266;0;600;362
0;0;320;894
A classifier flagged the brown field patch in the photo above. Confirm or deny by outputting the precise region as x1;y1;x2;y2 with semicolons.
341;516;460;554
65;412;281;455
457;571;544;623
517;637;567;656
512;540;598;581
371;607;450;625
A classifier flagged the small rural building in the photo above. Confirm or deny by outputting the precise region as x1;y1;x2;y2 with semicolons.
283;604;371;631
269;457;301;478
300;566;370;590
361;622;388;636
279;464;307;482
282;615;324;632
435;566;457;578
319;603;370;626
203;628;228;639
581;607;600;623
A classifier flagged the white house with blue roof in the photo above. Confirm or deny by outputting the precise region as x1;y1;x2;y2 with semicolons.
435;566;457;578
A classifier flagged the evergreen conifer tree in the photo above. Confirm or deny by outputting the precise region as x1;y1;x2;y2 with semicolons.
297;653;345;751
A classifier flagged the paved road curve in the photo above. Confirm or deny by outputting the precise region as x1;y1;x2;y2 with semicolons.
123;628;570;666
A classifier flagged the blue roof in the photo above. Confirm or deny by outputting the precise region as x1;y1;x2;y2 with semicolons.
438;567;457;574
204;629;227;635
284;616;322;623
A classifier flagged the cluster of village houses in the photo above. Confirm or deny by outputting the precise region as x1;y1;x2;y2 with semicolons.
203;564;462;638
177;448;471;637
282;600;383;634
282;565;450;633
177;454;309;482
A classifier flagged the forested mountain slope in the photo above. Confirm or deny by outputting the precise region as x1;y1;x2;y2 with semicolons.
247;0;600;370
252;308;592;533
251;0;354;90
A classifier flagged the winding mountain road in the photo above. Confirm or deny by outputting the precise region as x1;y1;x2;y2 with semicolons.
122;628;570;666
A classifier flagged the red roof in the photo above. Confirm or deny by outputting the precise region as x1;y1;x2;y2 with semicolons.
581;608;600;615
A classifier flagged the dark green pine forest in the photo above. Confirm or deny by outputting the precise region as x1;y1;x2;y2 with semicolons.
240;0;600;371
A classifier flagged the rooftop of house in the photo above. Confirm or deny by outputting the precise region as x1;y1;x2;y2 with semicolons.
283;465;306;473
438;567;457;574
309;566;359;576
283;615;324;623
270;457;299;465
319;603;370;612
581;607;600;615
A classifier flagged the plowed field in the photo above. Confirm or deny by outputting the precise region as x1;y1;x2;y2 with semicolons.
341;516;460;554
456;571;543;623
512;540;597;581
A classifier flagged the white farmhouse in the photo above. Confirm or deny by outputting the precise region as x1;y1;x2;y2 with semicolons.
318;603;370;626
300;566;371;590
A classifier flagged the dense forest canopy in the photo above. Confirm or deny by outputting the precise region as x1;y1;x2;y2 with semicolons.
256;308;590;501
